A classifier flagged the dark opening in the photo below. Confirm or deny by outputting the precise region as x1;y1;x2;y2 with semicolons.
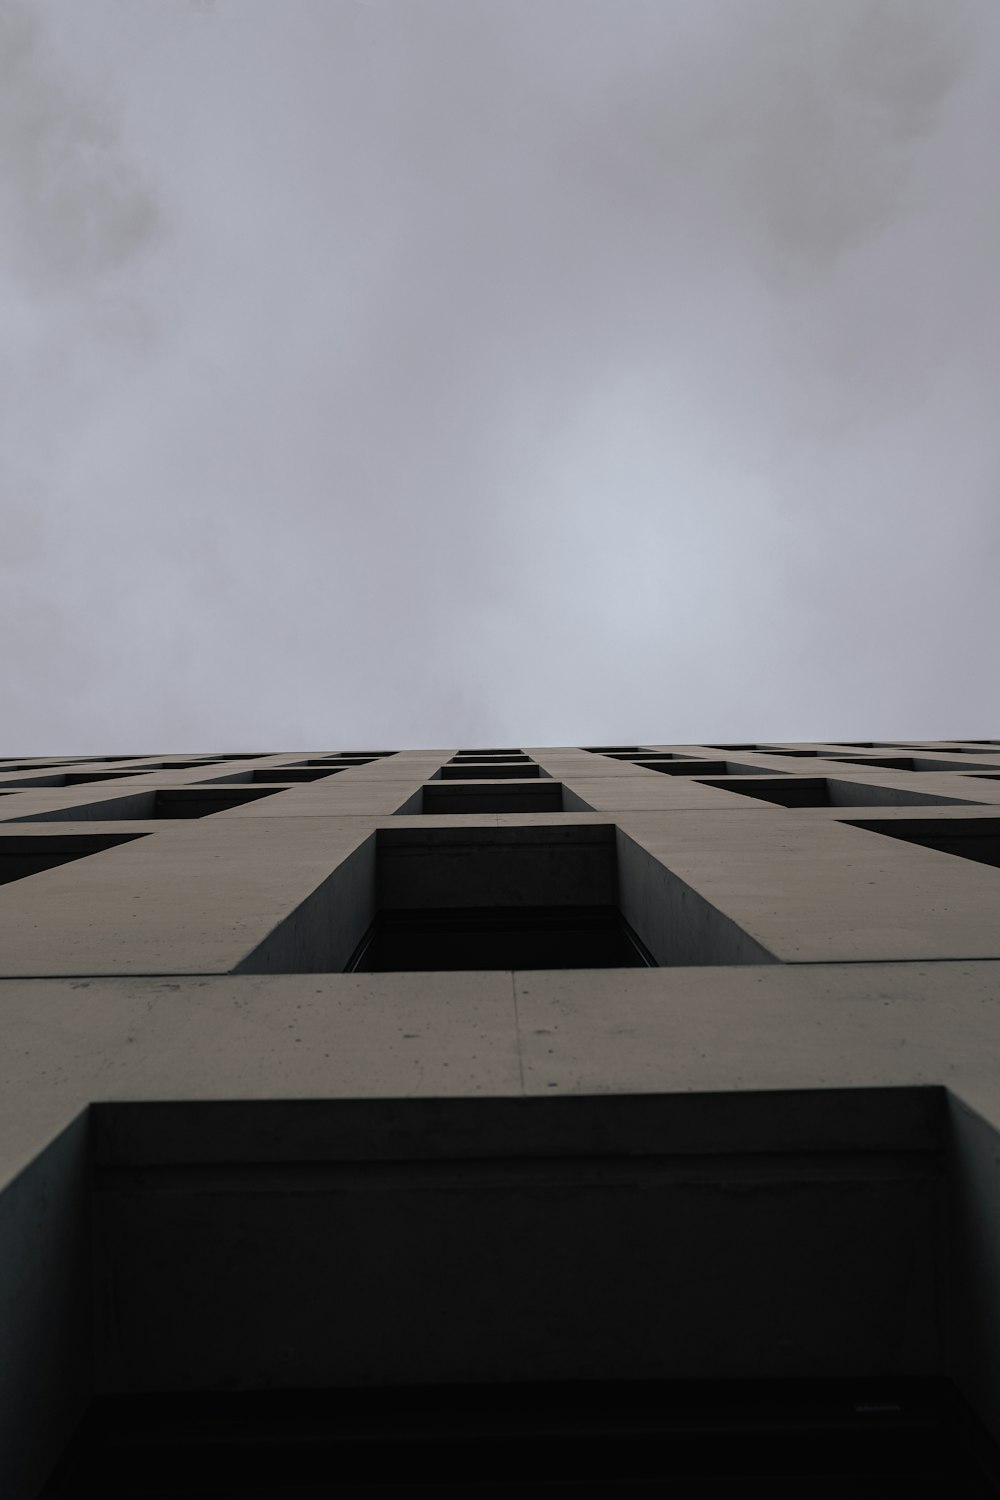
447;756;533;766
42;1378;1000;1498
636;759;730;776
152;789;287;818
845;819;1000;871
701;777;836;808
0;834;147;887
343;823;652;972
0;770;145;789
248;768;344;783
348;904;654;971
10;788;289;822
440;763;541;780
834;756;999;774
298;758;376;768
604;752;682;762
154;761;225;770
0;762;83;772
832;757;920;771
698;779;973;811
419;781;564;814
334;751;395;759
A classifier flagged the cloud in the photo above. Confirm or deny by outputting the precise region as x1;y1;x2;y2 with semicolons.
1;0;998;750
0;0;160;292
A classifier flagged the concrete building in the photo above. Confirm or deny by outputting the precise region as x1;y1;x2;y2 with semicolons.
3;740;1000;1493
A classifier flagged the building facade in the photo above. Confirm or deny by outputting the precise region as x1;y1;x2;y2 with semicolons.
3;741;1000;1493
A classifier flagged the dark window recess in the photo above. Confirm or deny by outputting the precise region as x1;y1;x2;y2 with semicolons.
350;824;652;973
63;771;147;783
0;770;144;789
603;751;680;762
0;835;146;886
420;782;564;814
153;789;285;819
298;758;376;768
0;763;78;772
448;755;532;765
826;756;919;772
40;1378;1000;1498
249;767;344;783
347;905;653;972
636;760;730;776
9;788;287;823
833;755;999;774
698;778;974;811
60;755;155;763
701;777;834;808
154;760;225;770
583;746;645;754
440;763;541;780
455;750;527;762
846;819;1000;871
299;756;373;768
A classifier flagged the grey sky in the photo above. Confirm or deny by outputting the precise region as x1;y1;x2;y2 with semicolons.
1;0;997;752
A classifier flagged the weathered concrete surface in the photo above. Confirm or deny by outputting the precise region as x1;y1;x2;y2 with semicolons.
617;809;1000;962
0;817;375;977
2;743;1000;1496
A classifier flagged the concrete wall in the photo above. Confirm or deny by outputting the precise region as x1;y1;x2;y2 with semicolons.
2;741;1000;1493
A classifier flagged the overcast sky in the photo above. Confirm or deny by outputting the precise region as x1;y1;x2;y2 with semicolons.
1;0;998;753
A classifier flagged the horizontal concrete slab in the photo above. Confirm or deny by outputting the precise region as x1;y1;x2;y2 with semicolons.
617;810;1000;962
0;819;376;977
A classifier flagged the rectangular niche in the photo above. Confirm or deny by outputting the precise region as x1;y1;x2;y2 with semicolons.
844;818;1000;871
635;760;730;776
452;750;526;761
413;781;566;815
155;760;226;770
831;756;999;773
604;752;683;762
0;833;147;887
349;906;653;971
352;825;647;971
236;824;776;974
248;768;345;783
297;758;377;769
0;770;146;789
327;752;395;761
698;778;981;810
439;763;542;780
446;756;534;767
9;788;288;823
755;749;829;757
82;1089;946;1416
